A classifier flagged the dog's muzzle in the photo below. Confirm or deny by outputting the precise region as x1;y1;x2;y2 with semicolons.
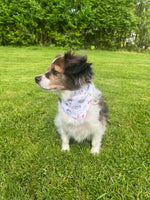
35;76;41;84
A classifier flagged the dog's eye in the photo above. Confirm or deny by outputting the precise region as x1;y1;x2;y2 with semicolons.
52;68;58;75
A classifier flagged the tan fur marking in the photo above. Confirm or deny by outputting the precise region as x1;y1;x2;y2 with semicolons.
53;56;64;68
48;65;51;70
48;71;66;90
54;65;64;73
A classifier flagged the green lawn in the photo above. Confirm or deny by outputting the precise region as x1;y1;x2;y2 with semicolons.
0;46;150;200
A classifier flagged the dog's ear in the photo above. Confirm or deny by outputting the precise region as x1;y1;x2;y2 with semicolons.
52;54;64;67
64;50;92;75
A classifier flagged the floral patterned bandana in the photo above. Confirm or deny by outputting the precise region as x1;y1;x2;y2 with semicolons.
60;84;93;124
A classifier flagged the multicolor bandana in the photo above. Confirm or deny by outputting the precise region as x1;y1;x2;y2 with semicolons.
60;84;93;124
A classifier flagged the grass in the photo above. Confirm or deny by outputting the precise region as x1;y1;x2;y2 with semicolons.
0;46;150;200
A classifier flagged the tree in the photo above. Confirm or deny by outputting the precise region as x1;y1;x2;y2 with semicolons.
135;0;150;49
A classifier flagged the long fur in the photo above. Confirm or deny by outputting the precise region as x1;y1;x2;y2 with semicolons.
35;51;108;153
64;51;94;90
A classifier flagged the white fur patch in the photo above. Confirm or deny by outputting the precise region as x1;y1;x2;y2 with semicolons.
38;75;50;90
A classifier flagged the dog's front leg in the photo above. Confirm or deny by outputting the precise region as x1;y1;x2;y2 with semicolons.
60;130;70;151
91;134;102;154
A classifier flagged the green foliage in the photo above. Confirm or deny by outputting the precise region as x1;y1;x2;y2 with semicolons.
135;0;150;49
0;0;43;45
0;0;150;49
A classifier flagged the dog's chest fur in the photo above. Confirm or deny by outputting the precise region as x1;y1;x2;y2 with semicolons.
54;84;106;143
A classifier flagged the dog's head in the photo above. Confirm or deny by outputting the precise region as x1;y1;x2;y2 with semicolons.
35;50;94;91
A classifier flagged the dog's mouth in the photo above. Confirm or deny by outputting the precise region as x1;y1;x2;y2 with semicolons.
42;87;57;91
36;82;57;91
35;77;59;91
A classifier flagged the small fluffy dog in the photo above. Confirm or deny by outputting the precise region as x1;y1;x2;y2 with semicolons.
35;51;108;153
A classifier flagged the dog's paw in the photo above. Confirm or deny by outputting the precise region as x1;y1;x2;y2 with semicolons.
61;144;70;151
90;147;99;154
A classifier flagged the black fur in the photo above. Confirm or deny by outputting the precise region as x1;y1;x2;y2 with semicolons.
64;51;94;90
45;71;51;78
99;97;108;124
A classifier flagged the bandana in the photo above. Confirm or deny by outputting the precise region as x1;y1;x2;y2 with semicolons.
60;84;93;124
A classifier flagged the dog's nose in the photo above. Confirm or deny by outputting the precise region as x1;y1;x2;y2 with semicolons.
35;76;41;83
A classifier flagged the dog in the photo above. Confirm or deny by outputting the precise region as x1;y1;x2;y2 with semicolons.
35;51;108;153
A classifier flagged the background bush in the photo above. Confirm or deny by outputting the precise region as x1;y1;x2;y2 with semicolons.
0;0;150;49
